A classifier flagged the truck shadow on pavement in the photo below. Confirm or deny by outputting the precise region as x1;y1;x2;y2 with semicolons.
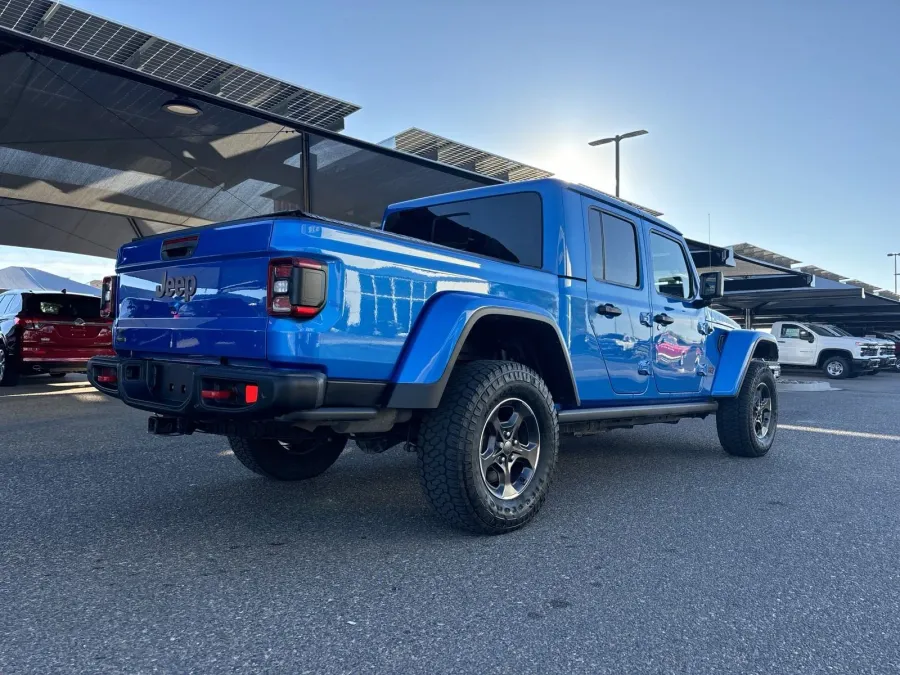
112;419;736;555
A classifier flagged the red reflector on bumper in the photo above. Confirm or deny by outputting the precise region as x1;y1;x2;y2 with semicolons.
96;374;117;384
201;389;233;401
244;384;259;404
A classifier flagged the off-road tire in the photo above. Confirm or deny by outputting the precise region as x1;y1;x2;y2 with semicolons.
417;360;559;534
716;359;778;458
228;433;347;481
821;355;850;379
0;344;19;387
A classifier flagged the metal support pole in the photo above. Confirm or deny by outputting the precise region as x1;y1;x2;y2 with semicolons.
744;308;753;330
301;132;311;213
615;138;620;198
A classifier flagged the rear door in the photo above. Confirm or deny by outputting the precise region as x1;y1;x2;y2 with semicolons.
582;199;653;395
646;228;705;394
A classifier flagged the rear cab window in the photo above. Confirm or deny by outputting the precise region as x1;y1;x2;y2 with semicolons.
383;192;543;268
587;209;640;286
23;294;101;320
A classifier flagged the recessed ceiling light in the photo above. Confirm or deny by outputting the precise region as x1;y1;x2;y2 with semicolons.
162;98;201;116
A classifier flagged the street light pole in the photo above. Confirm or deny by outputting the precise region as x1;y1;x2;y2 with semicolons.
889;253;900;295
589;129;648;198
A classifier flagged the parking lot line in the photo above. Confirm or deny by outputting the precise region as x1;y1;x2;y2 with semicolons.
781;423;900;441
1;387;103;399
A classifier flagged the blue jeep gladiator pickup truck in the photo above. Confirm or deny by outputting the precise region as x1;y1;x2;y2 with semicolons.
89;178;779;533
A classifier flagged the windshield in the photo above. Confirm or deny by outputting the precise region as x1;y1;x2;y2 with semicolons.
806;324;840;337
821;324;853;337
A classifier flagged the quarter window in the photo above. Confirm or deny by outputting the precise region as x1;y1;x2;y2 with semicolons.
650;232;694;299
587;209;640;287
384;192;543;268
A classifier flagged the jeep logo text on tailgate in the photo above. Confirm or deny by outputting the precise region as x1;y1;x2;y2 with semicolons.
155;272;198;301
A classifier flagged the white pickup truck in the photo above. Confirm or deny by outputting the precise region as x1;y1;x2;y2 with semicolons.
816;324;897;374
771;321;879;379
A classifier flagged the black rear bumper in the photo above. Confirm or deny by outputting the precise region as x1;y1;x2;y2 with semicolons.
88;356;386;419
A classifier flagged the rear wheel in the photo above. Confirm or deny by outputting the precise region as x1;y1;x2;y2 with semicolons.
417;360;559;534
228;432;347;481
716;360;778;457
0;344;19;387
822;355;850;379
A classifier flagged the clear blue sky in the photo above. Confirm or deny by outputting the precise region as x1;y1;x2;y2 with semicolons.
5;0;900;290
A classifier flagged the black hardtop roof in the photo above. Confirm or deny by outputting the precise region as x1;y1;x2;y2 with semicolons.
385;178;682;235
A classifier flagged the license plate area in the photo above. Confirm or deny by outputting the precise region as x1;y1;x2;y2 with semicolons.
150;362;194;403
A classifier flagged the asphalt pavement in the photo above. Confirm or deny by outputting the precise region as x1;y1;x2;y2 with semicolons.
1;373;899;674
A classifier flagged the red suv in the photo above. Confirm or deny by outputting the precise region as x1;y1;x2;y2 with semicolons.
0;290;114;386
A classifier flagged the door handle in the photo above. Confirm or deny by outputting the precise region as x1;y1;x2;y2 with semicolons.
597;303;623;318
654;313;675;326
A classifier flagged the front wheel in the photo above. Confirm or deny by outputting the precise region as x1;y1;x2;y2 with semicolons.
822;355;850;379
716;360;778;457
228;432;347;481
417;360;559;534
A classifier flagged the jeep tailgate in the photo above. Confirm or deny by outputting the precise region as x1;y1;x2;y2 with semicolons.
115;220;273;360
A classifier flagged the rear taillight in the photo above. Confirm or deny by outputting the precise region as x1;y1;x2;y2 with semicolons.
95;367;118;385
267;258;327;319
14;317;40;330
100;275;117;319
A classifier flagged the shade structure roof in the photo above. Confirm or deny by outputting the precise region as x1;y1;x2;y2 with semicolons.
0;22;499;257
386;128;553;182
0;265;98;294
714;286;900;331
0;0;360;130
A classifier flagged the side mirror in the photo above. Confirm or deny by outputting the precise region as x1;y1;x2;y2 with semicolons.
697;271;724;306
799;330;814;343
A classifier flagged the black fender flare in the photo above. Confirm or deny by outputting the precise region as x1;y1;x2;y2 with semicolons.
387;306;579;409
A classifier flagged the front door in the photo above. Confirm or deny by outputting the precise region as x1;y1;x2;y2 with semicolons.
776;323;816;365
583;200;652;395
647;228;705;394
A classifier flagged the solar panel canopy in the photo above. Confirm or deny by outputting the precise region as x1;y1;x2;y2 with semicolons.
0;7;497;258
386;128;553;182
0;0;360;130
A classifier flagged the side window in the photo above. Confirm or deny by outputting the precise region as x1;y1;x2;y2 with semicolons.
0;296;10;315
384;192;543;268
587;210;604;280
587;209;640;287
7;295;22;314
781;324;801;339
650;232;694;299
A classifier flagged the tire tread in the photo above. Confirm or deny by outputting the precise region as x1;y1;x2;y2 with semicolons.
417;360;558;534
716;359;777;457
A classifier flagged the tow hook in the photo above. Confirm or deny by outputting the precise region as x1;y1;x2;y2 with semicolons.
148;416;194;436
